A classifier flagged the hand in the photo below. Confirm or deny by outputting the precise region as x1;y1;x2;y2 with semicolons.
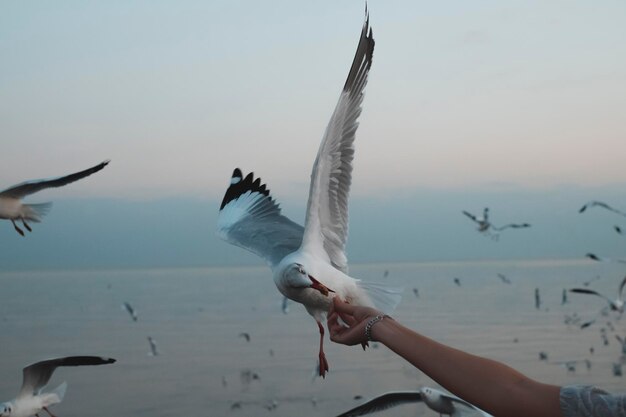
327;297;382;346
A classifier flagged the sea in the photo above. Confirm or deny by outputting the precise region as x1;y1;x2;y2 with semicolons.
0;259;624;416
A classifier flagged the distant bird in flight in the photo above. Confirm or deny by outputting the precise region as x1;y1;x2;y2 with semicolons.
569;275;626;313
561;288;568;305
497;273;511;284
462;208;530;240
579;201;626;217
216;12;400;378
585;253;626;264
122;302;138;322
535;288;541;310
0;356;115;417
453;277;462;287
0;160;110;236
147;336;159;356
335;386;492;417
238;332;251;342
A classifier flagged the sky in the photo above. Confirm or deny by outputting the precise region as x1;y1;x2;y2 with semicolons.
1;1;626;269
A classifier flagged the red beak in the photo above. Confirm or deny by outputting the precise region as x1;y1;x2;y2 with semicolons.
308;275;335;296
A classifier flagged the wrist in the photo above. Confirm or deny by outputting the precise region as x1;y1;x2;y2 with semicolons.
365;314;392;342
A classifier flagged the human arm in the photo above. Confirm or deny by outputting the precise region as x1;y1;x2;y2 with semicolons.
327;298;562;417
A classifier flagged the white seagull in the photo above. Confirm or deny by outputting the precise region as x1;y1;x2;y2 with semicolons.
569;275;626;313
462;208;530;240
216;12;401;377
0;160;110;236
335;387;492;417
0;356;115;417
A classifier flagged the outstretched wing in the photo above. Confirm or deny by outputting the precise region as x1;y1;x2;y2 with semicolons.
462;211;479;223
492;223;531;231
336;392;423;417
585;253;626;264
19;356;115;398
569;288;615;307
579;200;626;217
300;11;375;274
0;160;110;198
217;169;304;269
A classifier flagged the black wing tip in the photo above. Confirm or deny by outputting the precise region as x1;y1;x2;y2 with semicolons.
585;253;599;261
342;9;375;93
219;168;272;210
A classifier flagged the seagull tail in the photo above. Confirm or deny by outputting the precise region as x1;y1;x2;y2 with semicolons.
22;202;52;222
49;381;67;404
358;282;403;315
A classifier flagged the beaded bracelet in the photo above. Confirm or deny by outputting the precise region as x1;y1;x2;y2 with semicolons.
365;314;390;342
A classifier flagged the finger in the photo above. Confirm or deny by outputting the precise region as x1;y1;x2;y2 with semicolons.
333;297;356;314
338;311;357;327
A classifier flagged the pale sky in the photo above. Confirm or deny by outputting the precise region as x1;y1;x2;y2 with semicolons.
2;1;626;203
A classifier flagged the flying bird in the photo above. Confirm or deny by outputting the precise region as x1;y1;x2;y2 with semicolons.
147;336;159;356
122;302;138;322
535;288;541;310
216;12;401;378
0;356;115;417
335;387;492;417
569;275;626;313
585;253;626;264
0;160;110;236
462;208;530;240
238;332;251;342
497;273;511;284
579;201;626;217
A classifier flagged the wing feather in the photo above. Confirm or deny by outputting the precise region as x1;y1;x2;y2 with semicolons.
217;169;304;268
336;392;423;417
301;12;374;273
0;161;110;198
19;356;115;398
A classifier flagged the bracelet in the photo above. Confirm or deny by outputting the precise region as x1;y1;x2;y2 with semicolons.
365;314;390;342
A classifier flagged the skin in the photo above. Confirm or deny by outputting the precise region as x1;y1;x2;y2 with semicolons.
327;298;562;417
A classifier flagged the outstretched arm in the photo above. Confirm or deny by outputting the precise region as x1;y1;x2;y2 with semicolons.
327;298;561;417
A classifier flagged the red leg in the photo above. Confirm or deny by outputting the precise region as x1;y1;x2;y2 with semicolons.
316;320;329;377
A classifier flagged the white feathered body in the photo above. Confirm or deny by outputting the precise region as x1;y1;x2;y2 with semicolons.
274;250;371;321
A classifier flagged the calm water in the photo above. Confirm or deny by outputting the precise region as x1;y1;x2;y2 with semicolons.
0;259;624;416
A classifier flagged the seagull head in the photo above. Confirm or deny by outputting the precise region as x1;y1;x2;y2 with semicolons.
0;402;13;417
286;263;335;296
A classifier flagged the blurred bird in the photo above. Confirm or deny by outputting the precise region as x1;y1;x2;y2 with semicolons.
570;276;626;313
122;302;138;322
585;253;626;265
579;201;626;217
0;356;115;417
462;208;530;240
336;386;492;417
147;336;159;356
0;160;110;236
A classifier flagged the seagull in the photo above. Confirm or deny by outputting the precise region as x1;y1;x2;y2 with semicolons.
539;351;549;361
462;208;530;240
335;387;492;417
561;288;568;305
453;278;461;287
497;273;511;284
238;332;251;342
585;253;626;264
122;302;138;322
0;356;115;417
147;336;159;356
535;288;541;310
579;201;626;217
216;11;401;378
569;275;626;313
612;363;623;377
0;160;110;236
